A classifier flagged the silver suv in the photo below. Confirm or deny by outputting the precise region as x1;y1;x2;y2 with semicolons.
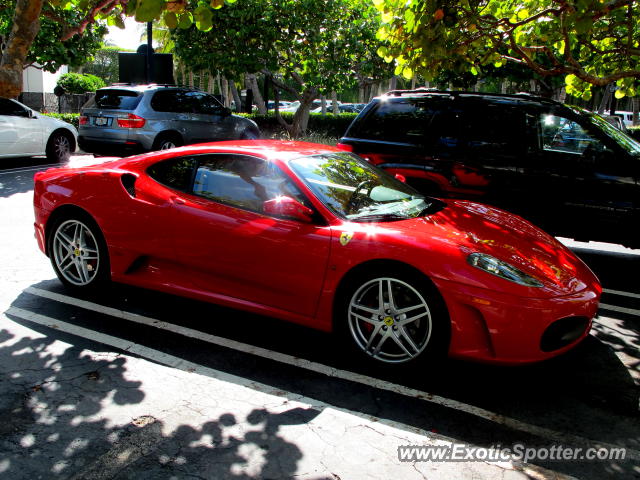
78;84;260;154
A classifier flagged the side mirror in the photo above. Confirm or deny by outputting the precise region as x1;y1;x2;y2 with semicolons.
222;107;231;117
394;173;406;183
263;196;314;222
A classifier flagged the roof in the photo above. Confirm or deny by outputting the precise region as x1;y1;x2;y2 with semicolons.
379;89;561;107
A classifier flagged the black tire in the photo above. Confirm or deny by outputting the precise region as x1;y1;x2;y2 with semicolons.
240;128;260;140
48;213;110;290
152;133;183;151
336;266;449;365
46;131;73;163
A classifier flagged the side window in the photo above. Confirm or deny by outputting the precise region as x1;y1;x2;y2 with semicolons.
539;114;604;155
147;157;197;191
150;91;177;112
193;155;308;215
193;93;226;115
0;98;28;116
461;105;527;157
151;90;198;113
350;99;460;152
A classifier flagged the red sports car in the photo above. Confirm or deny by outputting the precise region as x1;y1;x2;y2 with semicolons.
33;140;601;365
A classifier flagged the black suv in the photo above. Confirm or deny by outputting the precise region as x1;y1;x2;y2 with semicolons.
339;89;640;247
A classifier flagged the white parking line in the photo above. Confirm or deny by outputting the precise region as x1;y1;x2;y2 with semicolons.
599;303;640;317
602;288;640;300
17;286;640;458
0;164;57;175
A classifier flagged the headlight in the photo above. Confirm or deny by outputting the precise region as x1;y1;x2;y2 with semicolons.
467;253;543;287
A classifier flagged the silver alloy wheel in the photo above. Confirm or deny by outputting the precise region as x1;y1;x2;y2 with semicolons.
53;133;71;160
160;140;176;150
52;219;100;286
348;277;432;363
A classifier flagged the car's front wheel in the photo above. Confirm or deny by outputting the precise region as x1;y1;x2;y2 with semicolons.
49;215;110;289
340;270;449;364
46;131;73;163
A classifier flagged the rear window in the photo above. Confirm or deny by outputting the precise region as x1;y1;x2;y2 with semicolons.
85;90;143;110
348;98;461;145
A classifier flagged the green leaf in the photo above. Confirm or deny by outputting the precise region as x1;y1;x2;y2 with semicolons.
135;0;163;22
178;12;193;29
164;11;178;29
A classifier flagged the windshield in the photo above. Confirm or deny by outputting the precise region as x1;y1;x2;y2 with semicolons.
289;152;440;221
584;111;640;155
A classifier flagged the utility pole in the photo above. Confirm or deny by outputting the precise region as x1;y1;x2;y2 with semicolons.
146;22;153;84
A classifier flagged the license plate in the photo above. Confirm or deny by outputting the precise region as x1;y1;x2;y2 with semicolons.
94;117;108;126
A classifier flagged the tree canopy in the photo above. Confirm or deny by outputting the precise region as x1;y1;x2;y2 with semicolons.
0;0;235;98
374;0;640;100
173;0;389;136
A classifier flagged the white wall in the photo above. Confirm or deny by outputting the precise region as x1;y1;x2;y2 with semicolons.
22;65;68;93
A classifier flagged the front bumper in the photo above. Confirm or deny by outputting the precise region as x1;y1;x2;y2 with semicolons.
433;277;600;364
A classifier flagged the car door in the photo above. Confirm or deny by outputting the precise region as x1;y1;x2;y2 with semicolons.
454;101;532;212
170;153;332;317
521;110;638;240
176;91;227;143
0;98;43;156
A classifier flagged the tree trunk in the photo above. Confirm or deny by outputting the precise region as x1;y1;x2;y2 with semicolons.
288;90;315;138
229;79;242;112
188;70;194;87
358;85;365;103
0;0;44;98
208;72;214;94
598;84;613;114
320;94;327;115
632;97;639;126
331;90;338;115
389;76;397;92
221;76;229;107
246;73;266;114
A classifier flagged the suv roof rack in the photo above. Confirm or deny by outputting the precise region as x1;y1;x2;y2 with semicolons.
380;88;559;105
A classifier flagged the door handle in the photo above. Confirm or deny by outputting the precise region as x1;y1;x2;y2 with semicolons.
171;195;186;205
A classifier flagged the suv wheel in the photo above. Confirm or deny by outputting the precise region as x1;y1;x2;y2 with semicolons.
153;133;183;151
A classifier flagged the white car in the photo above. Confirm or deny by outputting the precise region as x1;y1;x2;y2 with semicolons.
0;97;77;162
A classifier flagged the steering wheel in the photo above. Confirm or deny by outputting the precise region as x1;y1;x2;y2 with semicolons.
345;179;375;215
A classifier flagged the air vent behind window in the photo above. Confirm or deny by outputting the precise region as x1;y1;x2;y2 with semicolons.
120;173;137;197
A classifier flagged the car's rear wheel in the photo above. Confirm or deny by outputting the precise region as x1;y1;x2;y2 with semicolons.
340;269;449;365
49;215;110;289
153;133;183;151
46;131;73;163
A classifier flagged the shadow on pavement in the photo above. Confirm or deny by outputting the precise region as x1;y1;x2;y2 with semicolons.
0;320;320;479
4;279;640;479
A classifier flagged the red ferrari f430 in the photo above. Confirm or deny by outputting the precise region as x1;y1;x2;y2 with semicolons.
34;141;601;365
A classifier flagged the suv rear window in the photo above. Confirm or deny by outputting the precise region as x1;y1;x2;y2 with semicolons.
85;90;143;110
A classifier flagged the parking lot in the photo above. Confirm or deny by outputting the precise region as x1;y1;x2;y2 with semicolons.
1;155;639;479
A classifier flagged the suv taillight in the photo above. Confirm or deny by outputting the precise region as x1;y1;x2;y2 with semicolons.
79;116;88;125
336;143;354;152
117;114;146;128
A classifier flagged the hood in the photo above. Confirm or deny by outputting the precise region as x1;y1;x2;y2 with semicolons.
403;200;597;296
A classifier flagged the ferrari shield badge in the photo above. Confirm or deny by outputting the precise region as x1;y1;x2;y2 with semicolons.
339;232;354;246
